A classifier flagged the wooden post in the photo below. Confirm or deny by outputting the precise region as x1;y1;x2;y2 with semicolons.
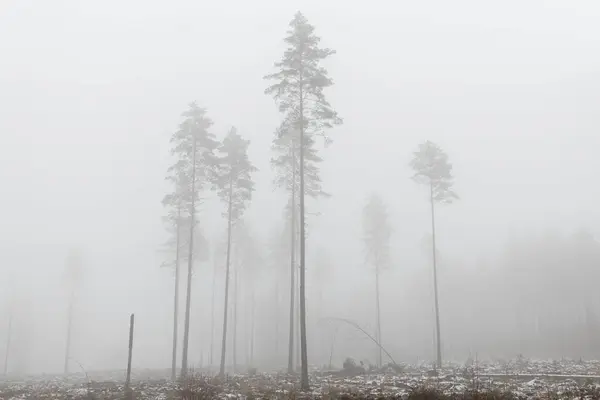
125;314;134;394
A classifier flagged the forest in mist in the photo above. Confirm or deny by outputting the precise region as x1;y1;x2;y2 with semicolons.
1;0;600;379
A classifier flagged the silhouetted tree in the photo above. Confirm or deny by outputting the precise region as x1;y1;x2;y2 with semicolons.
214;127;256;377
271;119;327;373
410;140;458;368
265;11;342;389
362;194;392;367
209;238;226;371
161;171;188;381
168;102;219;378
160;190;209;380
62;248;83;374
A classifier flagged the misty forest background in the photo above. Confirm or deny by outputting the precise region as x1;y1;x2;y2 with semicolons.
2;1;600;376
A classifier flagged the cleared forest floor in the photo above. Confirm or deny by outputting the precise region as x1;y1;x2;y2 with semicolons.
2;359;600;399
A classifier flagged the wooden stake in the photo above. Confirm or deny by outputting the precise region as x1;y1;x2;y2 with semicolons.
125;314;134;394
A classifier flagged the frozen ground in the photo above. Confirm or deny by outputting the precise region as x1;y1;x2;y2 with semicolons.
2;359;600;399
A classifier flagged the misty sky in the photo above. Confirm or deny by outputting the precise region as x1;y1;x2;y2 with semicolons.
1;0;600;373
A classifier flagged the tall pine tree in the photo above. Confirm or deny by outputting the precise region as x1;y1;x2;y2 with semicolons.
410;140;458;369
271;121;327;373
265;12;342;389
215;127;257;377
160;181;209;381
168;102;219;378
161;172;187;381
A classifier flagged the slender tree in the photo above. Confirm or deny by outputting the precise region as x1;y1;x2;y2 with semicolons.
265;12;342;388
362;194;392;367
161;173;188;381
209;239;226;371
410;140;458;368
232;240;240;373
272;120;327;373
159;202;208;381
215;127;256;377
168;102;219;378
62;248;83;374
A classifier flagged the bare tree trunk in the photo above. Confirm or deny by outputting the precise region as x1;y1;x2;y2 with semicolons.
296;263;300;371
250;289;255;366
219;179;234;377
3;314;12;375
181;136;197;379
64;290;75;374
375;268;382;367
171;206;182;381
275;278;280;365
233;265;238;373
288;142;297;374
299;86;309;390
244;291;249;368
209;258;217;371
430;182;442;369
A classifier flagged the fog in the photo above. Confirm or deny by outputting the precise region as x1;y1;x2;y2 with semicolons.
1;0;600;375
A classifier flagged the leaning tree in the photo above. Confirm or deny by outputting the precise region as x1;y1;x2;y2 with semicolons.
215;127;256;377
362;193;392;367
167;102;219;378
410;140;458;369
265;12;342;389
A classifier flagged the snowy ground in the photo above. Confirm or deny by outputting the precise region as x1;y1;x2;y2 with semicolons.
2;359;600;399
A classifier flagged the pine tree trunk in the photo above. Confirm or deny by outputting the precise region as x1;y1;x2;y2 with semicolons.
275;278;280;365
375;267;382;368
181;136;197;379
245;290;249;368
250;289;255;366
296;264;300;371
3;313;12;375
233;265;238;373
288;142;296;374
171;206;182;381
64;290;74;374
219;179;234;377
299;86;309;390
210;259;217;371
430;182;442;369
